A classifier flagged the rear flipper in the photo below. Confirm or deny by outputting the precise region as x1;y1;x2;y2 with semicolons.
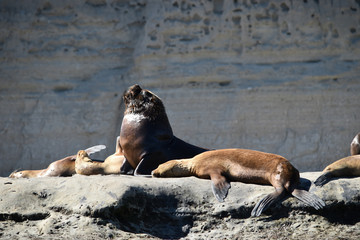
291;188;325;210
85;145;107;155
251;190;287;217
314;172;331;186
210;174;231;202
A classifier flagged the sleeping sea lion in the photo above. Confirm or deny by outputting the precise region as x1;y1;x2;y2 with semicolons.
314;155;360;186
119;84;208;175
9;145;106;178
314;132;360;186
75;137;125;175
152;148;325;217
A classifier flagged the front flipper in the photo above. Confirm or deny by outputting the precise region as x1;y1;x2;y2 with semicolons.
210;174;231;202
120;158;134;175
314;172;332;186
251;189;287;217
134;153;166;176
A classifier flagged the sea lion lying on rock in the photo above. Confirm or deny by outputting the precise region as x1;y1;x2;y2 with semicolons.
152;148;325;217
9;145;106;178
314;132;360;186
75;137;125;175
314;155;360;186
119;84;208;175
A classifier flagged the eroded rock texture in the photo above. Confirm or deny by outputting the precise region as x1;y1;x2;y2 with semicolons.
1;0;360;176
0;173;360;239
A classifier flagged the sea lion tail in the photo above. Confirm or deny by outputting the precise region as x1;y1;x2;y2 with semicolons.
291;189;325;210
85;145;107;156
251;190;287;217
314;173;331;186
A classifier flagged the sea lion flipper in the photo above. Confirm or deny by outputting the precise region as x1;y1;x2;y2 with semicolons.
251;190;287;217
314;173;331;186
134;155;165;176
210;175;231;202
120;158;135;175
291;189;325;210
85;145;107;156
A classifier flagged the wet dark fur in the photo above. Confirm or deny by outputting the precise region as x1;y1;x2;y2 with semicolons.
120;84;208;175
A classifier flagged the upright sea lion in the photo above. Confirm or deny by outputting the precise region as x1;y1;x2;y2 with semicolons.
75;137;125;175
119;84;208;175
152;148;325;217
9;145;106;178
350;132;360;155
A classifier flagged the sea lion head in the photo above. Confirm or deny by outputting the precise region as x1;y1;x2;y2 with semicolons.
9;170;23;178
152;160;189;177
123;84;166;120
76;150;89;161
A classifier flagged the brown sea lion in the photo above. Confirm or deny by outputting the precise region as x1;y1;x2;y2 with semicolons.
75;137;125;175
119;84;208;175
152;148;325;217
350;132;360;155
314;155;360;186
314;132;360;186
9;145;106;178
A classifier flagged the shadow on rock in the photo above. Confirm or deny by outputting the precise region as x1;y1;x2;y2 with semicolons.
318;202;360;225
93;186;193;239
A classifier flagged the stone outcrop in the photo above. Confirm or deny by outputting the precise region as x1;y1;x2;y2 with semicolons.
1;0;360;177
0;172;359;239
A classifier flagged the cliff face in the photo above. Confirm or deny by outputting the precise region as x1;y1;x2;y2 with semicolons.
1;0;360;176
1;173;360;239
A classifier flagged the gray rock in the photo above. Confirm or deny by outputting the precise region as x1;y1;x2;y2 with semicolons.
0;1;359;178
0;172;359;239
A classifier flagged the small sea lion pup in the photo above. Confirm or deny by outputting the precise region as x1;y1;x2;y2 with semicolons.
75;137;125;175
9;145;106;178
314;132;360;186
119;84;208;175
350;132;360;155
152;148;325;217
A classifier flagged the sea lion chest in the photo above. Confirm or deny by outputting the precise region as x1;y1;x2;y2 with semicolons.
120;113;173;168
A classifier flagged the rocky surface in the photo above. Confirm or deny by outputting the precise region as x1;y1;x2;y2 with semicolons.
0;172;359;239
1;1;360;176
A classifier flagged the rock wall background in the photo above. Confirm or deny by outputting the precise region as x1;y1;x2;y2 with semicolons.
1;0;360;176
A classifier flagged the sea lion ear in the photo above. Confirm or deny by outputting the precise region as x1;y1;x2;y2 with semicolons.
85;145;106;155
210;175;231;202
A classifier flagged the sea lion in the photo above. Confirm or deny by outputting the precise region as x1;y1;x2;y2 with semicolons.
314;155;360;186
75;137;125;175
119;84;208;175
152;148;325;217
9;145;106;178
314;132;360;186
350;132;360;155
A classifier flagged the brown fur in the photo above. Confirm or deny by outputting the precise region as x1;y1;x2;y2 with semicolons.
315;132;360;186
153;148;325;216
75;139;124;176
9;156;76;178
314;155;360;186
9;145;106;178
